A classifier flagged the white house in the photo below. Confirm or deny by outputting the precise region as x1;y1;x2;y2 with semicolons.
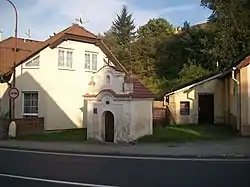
0;24;154;142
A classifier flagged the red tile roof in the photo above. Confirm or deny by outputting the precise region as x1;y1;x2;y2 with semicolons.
1;24;154;98
2;24;127;76
236;56;250;69
0;37;42;74
125;76;155;98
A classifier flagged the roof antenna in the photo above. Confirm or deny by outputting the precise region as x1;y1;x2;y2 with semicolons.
74;14;89;26
24;28;31;42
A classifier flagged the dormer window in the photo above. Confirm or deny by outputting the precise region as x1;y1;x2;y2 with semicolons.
106;75;111;84
24;56;40;68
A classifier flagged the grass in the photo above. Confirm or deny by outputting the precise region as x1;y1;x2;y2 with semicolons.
138;124;237;143
17;129;87;142
17;124;237;143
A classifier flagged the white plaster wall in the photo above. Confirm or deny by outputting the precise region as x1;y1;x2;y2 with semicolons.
12;40;111;130
91;66;126;95
86;93;132;143
169;78;224;124
130;99;153;140
0;83;10;114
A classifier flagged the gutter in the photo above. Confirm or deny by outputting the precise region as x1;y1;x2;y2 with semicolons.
232;67;241;136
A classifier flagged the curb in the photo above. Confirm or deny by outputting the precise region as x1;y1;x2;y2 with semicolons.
0;146;250;160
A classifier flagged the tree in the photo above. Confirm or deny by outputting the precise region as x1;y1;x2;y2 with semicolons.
177;60;211;84
130;18;175;93
137;18;175;39
112;5;136;46
201;0;250;69
182;21;190;31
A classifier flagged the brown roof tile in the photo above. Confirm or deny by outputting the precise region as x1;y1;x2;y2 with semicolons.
1;24;153;99
125;76;155;98
2;24;126;75
0;37;42;74
236;55;250;69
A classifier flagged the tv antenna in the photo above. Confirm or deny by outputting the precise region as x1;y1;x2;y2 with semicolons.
74;14;89;26
25;28;31;38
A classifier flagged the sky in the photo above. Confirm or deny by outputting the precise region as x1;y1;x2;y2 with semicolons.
0;0;212;41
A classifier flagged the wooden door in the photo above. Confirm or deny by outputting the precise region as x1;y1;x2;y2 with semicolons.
105;111;114;142
198;94;214;124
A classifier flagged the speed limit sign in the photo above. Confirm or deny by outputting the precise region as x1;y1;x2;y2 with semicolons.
8;87;19;100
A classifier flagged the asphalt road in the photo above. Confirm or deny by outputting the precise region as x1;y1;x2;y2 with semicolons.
0;149;249;187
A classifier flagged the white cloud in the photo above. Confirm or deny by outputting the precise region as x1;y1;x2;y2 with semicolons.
0;0;162;40
0;0;207;41
160;4;196;13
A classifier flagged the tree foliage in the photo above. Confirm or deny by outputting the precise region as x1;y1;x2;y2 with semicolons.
112;5;136;46
201;0;250;69
101;2;250;95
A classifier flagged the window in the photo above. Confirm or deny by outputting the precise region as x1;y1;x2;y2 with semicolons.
22;92;38;116
106;100;110;105
85;53;90;69
85;52;98;71
25;56;40;68
93;108;97;114
58;48;73;69
180;101;190;115
106;75;111;84
66;51;73;68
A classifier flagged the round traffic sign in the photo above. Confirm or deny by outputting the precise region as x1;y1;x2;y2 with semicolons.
8;87;19;100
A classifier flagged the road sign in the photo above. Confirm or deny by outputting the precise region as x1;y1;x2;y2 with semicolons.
8;87;19;100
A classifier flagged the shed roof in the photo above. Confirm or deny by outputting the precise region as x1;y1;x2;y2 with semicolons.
163;54;250;97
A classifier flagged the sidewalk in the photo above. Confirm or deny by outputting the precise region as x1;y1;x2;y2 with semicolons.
0;138;249;158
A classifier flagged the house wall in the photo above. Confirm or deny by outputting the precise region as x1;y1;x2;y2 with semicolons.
85;93;132;143
167;79;224;124
239;66;249;134
6;40;113;130
242;65;250;135
0;83;10;114
130;99;153;140
223;67;250;135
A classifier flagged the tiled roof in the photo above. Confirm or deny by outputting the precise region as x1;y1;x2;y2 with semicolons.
236;56;250;69
0;37;42;74
1;24;153;99
1;24;126;75
125;76;155;98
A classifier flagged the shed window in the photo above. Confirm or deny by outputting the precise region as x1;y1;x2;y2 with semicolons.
180;101;190;115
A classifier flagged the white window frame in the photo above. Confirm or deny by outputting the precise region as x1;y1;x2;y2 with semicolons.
23;55;40;69
22;91;39;117
58;48;74;70
85;51;98;71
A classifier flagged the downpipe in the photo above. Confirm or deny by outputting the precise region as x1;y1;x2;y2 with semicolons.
232;67;241;136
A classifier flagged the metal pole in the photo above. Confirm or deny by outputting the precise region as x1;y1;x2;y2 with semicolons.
6;0;18;121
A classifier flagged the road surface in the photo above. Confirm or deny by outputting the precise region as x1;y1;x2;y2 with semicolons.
0;148;249;187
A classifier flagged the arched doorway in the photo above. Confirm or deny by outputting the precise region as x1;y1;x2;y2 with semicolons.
104;111;114;142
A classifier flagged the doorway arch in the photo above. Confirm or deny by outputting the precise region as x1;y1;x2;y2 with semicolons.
103;111;114;142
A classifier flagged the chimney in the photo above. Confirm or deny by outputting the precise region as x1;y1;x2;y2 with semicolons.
0;30;2;41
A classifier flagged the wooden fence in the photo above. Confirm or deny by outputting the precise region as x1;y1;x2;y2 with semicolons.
153;101;167;125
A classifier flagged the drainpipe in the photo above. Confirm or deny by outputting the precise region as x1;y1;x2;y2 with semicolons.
232;67;241;136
